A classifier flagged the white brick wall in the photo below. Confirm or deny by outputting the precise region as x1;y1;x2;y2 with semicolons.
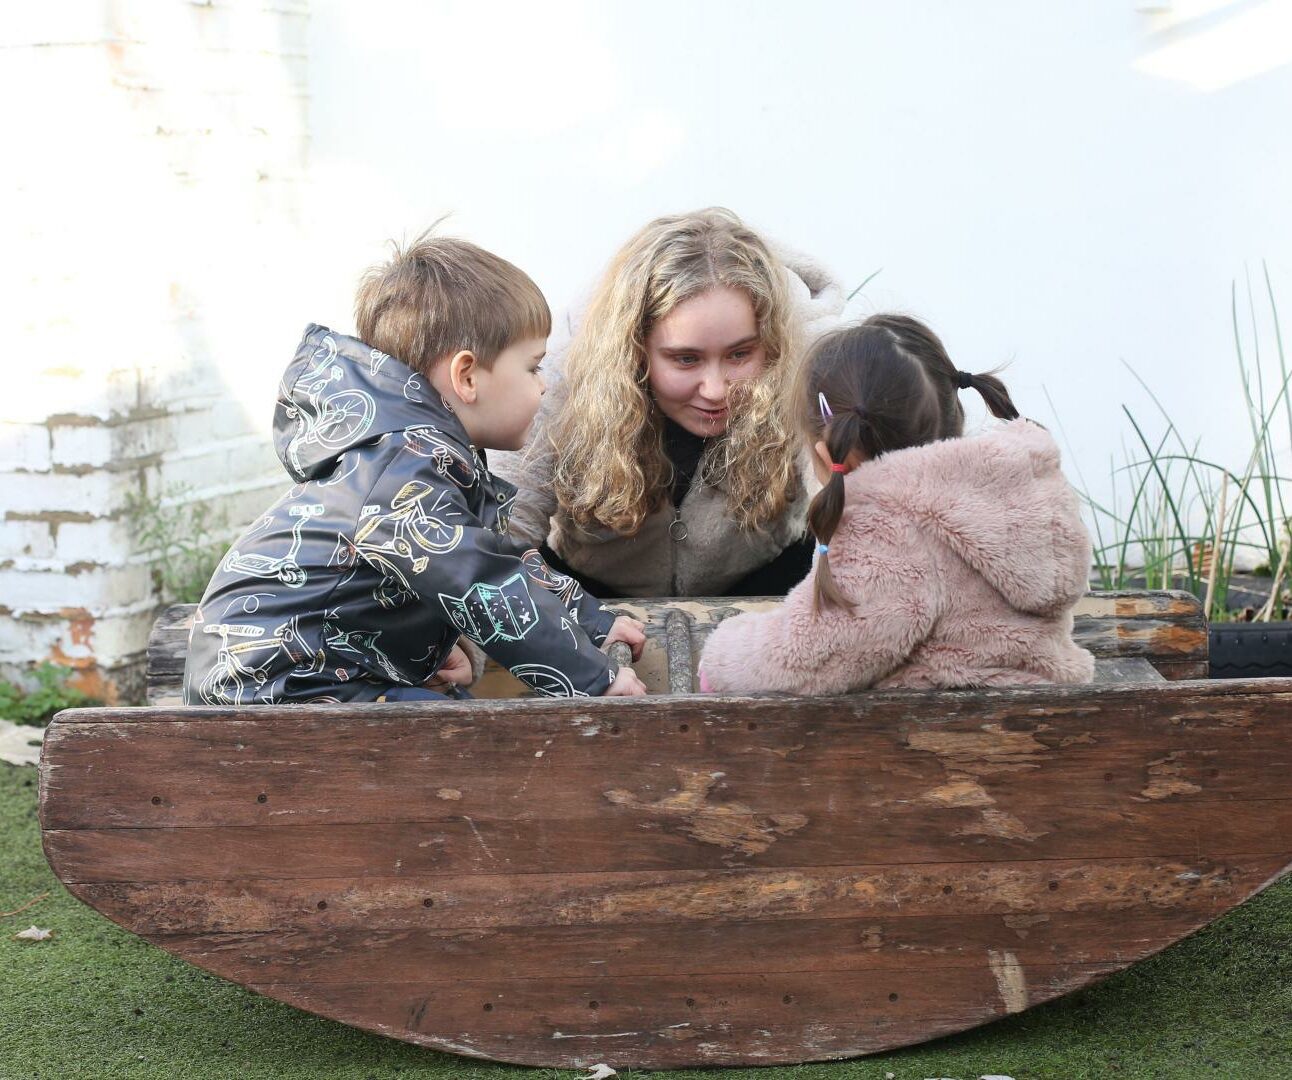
3;473;123;517
0;564;156;614
0;425;52;472
40;518;131;567
0;1;310;702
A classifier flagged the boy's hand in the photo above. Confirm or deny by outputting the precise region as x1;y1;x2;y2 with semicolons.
605;665;648;697
425;644;473;689
602;615;646;661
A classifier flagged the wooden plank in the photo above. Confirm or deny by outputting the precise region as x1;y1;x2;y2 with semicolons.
143;590;1209;703
70;854;1283;935
143;904;1252;985
71;668;1272;731
42;683;1292;832
144;602;188;690
45;684;1292;885
233;962;1128;1068
42;800;1292;883
1149;659;1210;681
39;723;1292;832
42;739;1291;832
1092;657;1165;682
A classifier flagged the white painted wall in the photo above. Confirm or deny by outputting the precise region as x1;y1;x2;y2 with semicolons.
0;1;309;695
302;0;1292;529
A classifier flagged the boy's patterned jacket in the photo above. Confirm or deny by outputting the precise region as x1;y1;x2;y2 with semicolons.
182;324;619;705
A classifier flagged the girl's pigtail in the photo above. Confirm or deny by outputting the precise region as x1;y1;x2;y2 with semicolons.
807;411;864;613
963;370;1020;421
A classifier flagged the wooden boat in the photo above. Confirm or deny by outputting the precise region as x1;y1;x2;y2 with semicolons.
39;591;1292;1070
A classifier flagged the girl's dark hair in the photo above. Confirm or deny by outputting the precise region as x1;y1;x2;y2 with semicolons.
803;313;1020;612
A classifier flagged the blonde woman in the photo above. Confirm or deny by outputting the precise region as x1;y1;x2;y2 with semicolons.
493;208;843;597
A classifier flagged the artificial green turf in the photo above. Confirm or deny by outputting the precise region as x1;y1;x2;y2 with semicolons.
2;762;1289;1080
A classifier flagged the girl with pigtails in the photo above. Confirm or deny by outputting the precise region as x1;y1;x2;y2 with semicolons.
698;313;1095;694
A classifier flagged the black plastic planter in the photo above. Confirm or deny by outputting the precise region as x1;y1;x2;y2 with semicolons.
1209;621;1292;678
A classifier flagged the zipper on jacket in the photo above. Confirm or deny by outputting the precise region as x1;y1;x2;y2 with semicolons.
668;506;689;542
668;506;688;594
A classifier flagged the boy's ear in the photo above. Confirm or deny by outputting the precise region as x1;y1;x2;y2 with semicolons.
447;350;480;404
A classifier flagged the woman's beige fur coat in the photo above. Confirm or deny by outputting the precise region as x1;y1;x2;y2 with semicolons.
699;420;1096;693
490;255;844;597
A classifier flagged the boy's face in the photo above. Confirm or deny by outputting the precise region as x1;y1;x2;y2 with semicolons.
466;335;548;451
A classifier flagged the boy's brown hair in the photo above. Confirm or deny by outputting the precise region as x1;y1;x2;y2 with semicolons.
354;231;551;376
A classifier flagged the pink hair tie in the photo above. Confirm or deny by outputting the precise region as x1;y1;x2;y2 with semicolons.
830;463;847;473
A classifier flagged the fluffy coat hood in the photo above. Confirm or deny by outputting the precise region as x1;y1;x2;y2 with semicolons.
698;420;1095;695
844;420;1092;616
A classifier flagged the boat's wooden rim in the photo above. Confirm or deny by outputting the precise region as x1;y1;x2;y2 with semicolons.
54;671;1292;724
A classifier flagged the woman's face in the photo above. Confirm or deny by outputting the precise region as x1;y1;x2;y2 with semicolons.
645;286;766;437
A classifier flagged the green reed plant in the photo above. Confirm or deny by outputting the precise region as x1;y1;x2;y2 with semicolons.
124;483;229;606
1052;264;1292;622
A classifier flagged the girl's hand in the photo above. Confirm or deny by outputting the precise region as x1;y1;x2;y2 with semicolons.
605;665;648;696
697;667;715;694
602;615;647;661
425;644;473;689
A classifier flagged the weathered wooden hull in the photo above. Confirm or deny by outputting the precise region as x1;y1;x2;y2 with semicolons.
39;677;1292;1068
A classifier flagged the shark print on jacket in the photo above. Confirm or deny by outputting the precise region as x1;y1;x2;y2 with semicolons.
183;324;619;705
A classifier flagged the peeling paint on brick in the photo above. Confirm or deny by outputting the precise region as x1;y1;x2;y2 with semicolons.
67;612;95;648
1;0;308;701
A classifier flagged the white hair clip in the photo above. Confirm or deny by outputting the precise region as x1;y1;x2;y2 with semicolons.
818;392;834;420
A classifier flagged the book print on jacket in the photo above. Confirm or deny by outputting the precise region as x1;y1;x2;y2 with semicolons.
438;573;541;646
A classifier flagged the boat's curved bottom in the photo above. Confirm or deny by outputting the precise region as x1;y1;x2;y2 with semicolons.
40;677;1292;1068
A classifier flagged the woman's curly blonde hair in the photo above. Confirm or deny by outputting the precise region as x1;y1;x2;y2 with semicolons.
548;208;803;535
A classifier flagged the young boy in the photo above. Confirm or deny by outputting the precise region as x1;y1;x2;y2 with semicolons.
183;234;647;705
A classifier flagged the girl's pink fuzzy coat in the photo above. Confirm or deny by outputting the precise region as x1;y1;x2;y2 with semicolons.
699;420;1095;694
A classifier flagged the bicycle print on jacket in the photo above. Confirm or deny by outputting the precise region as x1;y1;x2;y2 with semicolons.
183;325;619;706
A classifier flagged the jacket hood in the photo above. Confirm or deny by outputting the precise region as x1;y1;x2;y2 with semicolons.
844;420;1092;616
768;243;846;344
273;324;476;483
